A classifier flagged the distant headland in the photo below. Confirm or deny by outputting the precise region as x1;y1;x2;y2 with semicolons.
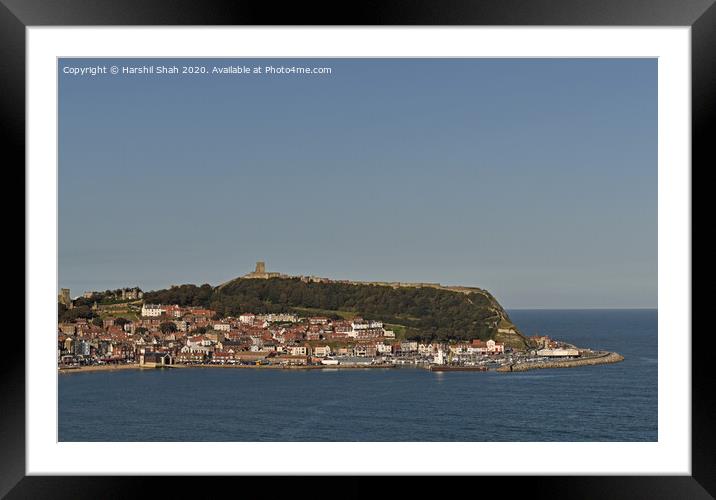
58;260;623;373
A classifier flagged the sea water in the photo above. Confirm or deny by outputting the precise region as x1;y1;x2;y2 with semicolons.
58;309;657;441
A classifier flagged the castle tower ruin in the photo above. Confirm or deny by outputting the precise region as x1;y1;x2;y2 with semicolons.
58;288;72;308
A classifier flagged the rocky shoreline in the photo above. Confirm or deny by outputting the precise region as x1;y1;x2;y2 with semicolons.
496;351;624;372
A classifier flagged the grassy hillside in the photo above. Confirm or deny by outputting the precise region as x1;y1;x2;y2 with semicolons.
144;277;529;347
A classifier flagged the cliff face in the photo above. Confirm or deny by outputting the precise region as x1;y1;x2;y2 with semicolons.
494;323;531;350
461;287;530;349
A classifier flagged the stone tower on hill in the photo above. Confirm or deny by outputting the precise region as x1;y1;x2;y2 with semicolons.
242;260;287;280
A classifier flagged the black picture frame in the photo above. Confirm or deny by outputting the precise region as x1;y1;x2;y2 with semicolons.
4;0;711;497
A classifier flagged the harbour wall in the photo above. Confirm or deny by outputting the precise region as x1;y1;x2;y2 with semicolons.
496;352;625;372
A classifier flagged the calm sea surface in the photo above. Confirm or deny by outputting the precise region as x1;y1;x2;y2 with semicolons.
58;309;657;441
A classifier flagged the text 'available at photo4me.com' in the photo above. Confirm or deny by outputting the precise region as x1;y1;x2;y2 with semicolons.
61;63;334;78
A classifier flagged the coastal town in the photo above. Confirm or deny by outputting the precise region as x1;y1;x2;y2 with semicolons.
57;285;622;373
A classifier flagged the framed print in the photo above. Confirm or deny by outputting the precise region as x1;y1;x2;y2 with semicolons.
5;0;712;497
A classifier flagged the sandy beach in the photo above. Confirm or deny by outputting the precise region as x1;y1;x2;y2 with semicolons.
58;363;147;374
58;363;397;373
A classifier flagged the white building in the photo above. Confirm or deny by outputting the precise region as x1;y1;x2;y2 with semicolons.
180;344;213;355
173;320;189;332
351;319;383;331
376;342;392;354
288;345;308;356
401;341;418;352
263;313;298;323
141;303;163;317
186;335;213;348
418;343;436;355
351;320;368;331
449;343;470;354
239;313;255;325
313;346;331;357
487;339;505;354
213;323;231;332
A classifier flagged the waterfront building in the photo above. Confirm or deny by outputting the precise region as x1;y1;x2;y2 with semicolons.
288;345;309;356
313;346;331;357
176;351;207;363
376;342;392;354
139;351;174;367
212;351;237;363
486;339;505;354
353;344;377;357
401;341;418;353
418;343;437;355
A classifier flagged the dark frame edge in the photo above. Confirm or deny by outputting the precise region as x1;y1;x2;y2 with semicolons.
5;0;713;498
691;0;716;497
0;1;26;499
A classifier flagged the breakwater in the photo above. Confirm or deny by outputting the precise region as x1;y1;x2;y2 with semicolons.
496;352;624;372
160;363;395;370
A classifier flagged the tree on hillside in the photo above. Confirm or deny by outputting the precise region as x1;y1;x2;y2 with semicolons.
142;277;514;343
58;304;96;323
114;317;130;328
159;322;178;334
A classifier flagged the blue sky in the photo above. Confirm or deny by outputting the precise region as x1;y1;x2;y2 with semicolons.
58;58;657;309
